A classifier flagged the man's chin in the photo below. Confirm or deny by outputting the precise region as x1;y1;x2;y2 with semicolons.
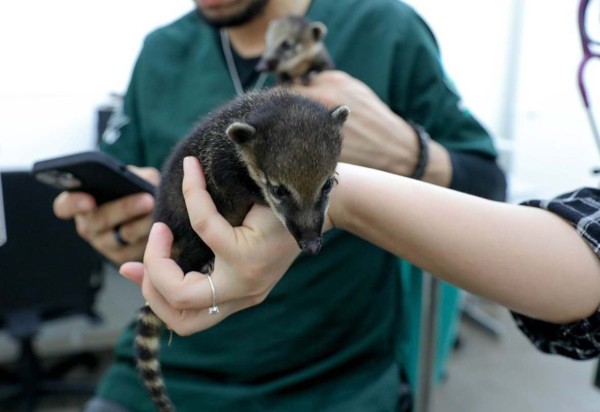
197;0;232;7
196;0;269;29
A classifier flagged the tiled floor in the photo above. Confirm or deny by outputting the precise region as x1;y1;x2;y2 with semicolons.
431;303;600;412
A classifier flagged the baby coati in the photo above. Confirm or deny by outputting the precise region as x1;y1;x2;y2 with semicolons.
136;88;349;412
255;15;334;85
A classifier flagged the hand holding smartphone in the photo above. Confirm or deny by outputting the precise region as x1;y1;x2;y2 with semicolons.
32;151;156;205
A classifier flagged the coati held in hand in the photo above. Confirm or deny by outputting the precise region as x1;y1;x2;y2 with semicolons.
255;15;334;85
135;88;350;412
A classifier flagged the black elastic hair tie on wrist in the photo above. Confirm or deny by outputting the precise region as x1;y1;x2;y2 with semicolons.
408;121;430;180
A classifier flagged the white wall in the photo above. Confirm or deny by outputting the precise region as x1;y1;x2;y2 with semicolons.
510;0;600;199
411;0;600;200
409;0;515;141
0;0;192;170
1;0;599;200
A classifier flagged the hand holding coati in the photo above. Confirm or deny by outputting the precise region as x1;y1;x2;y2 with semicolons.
135;88;349;412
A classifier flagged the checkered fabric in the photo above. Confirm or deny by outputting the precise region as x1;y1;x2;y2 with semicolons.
511;187;600;360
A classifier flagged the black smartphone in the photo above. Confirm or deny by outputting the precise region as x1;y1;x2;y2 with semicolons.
32;151;156;205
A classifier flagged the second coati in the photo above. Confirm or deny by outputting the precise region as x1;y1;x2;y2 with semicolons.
255;15;334;85
135;88;349;412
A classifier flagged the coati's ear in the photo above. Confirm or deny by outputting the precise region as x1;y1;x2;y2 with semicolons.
309;22;327;41
330;105;350;125
226;122;256;145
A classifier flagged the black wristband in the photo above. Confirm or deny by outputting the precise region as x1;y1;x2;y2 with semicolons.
408;121;430;180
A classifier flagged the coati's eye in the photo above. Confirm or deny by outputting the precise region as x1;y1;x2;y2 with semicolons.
269;184;288;200
280;40;293;50
321;178;335;194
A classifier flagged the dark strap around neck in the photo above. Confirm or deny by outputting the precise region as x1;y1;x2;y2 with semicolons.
213;28;262;91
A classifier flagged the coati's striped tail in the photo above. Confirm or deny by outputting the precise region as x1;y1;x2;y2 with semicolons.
135;305;175;412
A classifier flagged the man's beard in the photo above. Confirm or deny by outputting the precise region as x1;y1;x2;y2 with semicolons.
198;0;270;29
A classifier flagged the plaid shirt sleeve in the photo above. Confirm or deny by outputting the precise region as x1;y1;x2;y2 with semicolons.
511;187;600;360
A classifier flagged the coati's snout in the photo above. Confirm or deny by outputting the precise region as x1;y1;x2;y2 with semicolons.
255;57;277;73
299;237;322;255
283;208;328;255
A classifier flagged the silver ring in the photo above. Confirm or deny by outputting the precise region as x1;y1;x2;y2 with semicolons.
113;225;130;247
203;274;219;315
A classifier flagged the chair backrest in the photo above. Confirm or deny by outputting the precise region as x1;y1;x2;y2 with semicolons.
0;171;103;328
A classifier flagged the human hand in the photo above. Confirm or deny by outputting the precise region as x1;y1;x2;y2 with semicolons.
53;166;160;265
292;70;419;176
120;156;301;335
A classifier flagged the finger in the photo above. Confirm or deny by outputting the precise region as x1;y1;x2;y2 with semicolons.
92;235;148;265
140;224;223;333
120;262;144;286
240;204;299;261
242;204;287;233
153;293;267;336
81;193;154;236
76;215;147;264
143;273;257;336
116;214;153;244
53;191;96;219
143;223;236;310
142;279;221;337
141;270;202;334
142;223;191;305
144;222;179;262
149;269;226;312
182;156;235;251
128;166;161;185
81;213;151;250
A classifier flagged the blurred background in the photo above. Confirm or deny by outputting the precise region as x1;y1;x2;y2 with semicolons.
2;0;600;197
0;0;599;411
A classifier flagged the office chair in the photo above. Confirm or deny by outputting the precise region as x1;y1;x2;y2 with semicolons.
0;171;104;411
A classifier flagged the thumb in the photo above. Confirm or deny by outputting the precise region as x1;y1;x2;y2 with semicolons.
243;204;287;233
120;262;145;286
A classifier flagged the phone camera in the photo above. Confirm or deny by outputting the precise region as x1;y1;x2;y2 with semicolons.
35;171;82;190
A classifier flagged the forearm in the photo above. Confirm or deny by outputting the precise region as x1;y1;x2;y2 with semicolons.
344;103;453;187
330;163;600;324
292;71;455;186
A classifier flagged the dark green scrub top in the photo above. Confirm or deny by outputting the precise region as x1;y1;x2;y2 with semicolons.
98;1;499;410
